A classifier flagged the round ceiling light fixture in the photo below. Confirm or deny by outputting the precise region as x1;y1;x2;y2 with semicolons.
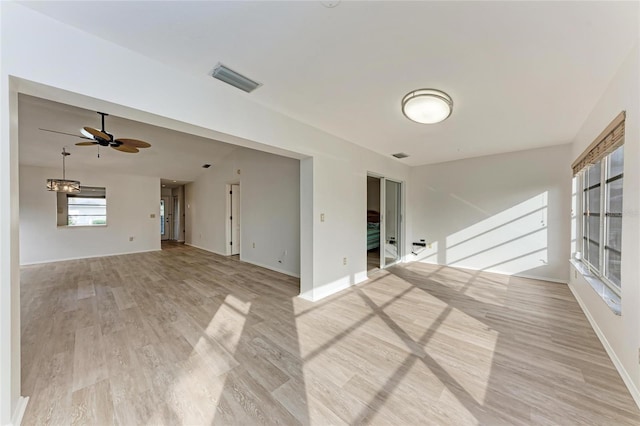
401;89;453;124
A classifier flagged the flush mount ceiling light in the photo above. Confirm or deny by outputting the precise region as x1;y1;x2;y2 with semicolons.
401;89;453;124
46;147;81;193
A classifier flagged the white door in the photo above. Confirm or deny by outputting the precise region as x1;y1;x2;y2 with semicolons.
161;196;171;241
172;196;180;240
382;179;402;267
230;184;240;255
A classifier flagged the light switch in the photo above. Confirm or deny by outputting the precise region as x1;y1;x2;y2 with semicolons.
320;213;325;222
150;213;156;218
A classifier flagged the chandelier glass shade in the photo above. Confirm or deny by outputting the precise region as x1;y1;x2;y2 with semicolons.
46;147;81;193
401;89;453;124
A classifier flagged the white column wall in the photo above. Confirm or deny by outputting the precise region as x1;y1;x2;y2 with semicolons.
185;147;301;277
19;166;161;265
568;42;640;407
0;3;409;421
409;144;573;283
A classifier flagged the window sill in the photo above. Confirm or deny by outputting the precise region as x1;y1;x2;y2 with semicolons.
57;225;108;228
570;259;621;316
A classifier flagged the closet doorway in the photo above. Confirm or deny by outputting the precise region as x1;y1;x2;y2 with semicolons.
367;175;403;271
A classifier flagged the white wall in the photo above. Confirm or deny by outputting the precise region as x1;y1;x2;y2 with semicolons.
0;3;411;421
568;43;640;407
409;144;572;283
19;166;161;264
185;148;301;277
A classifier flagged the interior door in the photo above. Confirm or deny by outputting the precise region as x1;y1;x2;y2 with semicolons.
382;179;402;267
172;196;180;240
230;184;240;255
161;196;171;240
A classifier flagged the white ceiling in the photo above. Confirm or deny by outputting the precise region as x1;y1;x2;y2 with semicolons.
19;94;239;182
21;1;639;166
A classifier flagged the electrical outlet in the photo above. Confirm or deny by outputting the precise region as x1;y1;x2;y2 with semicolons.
321;213;325;222
343;257;347;265
428;243;432;249
129;236;134;242
252;242;256;248
150;213;156;218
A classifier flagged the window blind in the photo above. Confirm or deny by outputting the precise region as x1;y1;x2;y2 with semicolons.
67;186;106;199
572;111;625;175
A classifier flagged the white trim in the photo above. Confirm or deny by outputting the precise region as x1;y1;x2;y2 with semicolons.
568;283;640;409
184;243;300;278
8;396;28;426
414;259;567;284
240;258;300;278
297;271;369;302
298;291;315;301
183;243;227;257
512;273;567;284
19;249;160;266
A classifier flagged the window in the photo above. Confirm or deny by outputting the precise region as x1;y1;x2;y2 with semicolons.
581;146;623;292
57;186;107;227
574;112;624;297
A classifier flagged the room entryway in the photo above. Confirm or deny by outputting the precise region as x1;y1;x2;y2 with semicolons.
161;181;186;246
367;174;403;272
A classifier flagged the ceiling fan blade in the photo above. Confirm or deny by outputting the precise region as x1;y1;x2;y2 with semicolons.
39;128;93;140
115;138;151;148
83;126;110;140
112;144;139;153
75;142;96;146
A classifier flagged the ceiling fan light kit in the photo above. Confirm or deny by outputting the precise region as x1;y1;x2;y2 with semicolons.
40;111;152;155
401;89;453;124
47;147;81;193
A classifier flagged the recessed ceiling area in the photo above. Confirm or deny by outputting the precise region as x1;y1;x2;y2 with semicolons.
20;1;639;166
19;94;242;182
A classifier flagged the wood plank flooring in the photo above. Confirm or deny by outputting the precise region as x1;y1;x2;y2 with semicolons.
21;244;640;425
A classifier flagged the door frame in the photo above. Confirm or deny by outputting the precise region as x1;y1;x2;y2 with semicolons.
381;178;403;268
367;173;405;270
161;196;172;241
225;182;241;256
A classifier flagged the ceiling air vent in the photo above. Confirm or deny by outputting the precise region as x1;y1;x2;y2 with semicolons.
392;152;409;159
211;63;262;93
202;164;211;168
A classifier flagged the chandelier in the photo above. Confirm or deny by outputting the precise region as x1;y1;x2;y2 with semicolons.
46;147;81;193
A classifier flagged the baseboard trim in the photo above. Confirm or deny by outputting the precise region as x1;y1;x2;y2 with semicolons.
512;273;567;284
568;283;640;409
20;249;160;266
240;259;300;278
414;260;567;284
9;396;29;426
184;244;300;278
184;243;226;257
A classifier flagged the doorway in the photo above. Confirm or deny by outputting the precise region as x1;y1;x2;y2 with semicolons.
160;196;172;241
367;175;403;271
366;176;381;271
383;179;402;266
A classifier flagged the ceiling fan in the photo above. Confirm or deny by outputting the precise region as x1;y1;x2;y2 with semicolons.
39;112;151;153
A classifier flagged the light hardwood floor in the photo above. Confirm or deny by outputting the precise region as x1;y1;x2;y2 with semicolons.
21;244;640;425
